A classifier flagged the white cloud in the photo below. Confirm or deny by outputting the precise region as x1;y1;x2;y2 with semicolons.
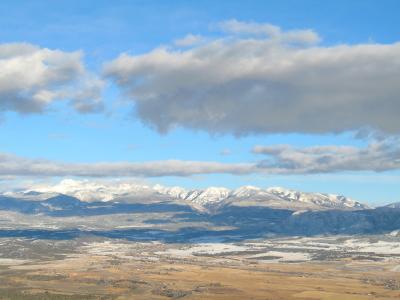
105;21;400;136
0;43;104;114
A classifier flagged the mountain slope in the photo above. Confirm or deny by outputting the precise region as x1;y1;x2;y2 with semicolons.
384;202;400;209
1;186;400;238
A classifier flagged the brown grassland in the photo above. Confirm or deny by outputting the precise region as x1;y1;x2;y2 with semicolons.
0;252;399;299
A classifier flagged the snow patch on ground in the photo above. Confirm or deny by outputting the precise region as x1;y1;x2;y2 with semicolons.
156;243;249;257
249;251;311;262
343;239;400;255
0;258;29;265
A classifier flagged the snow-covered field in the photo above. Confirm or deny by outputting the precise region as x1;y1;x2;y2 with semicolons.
70;234;400;264
1;234;400;265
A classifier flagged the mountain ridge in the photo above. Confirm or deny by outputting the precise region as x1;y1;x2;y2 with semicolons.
4;179;370;212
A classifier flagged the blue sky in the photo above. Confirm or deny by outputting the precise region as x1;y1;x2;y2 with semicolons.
0;0;399;206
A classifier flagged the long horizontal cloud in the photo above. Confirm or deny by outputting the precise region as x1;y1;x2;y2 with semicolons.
0;43;104;114
105;20;400;136
254;139;400;173
0;153;255;177
1;140;400;178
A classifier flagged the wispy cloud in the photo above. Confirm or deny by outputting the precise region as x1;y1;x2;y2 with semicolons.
220;148;232;156
218;19;320;44
174;34;205;47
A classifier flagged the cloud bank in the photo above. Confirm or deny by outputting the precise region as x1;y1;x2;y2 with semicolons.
0;43;104;114
1;139;399;178
105;20;400;136
0;153;255;177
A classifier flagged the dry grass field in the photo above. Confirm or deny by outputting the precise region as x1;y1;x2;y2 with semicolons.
1;251;400;300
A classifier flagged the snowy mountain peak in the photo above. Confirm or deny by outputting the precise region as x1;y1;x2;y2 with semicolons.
184;187;230;205
267;187;368;209
232;185;262;198
153;185;188;199
267;187;302;201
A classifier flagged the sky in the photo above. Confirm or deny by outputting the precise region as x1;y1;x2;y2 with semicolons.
0;0;399;206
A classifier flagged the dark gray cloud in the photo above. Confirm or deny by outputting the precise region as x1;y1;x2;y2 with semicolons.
0;43;104;114
105;20;400;136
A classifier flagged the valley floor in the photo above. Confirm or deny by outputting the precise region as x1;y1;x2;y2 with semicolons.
0;236;400;299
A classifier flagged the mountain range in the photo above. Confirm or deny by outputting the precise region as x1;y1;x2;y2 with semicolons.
5;180;370;213
0;180;399;241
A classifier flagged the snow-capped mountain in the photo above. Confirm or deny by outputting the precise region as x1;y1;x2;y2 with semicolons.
184;187;230;205
12;179;369;212
2;181;400;237
231;185;263;198
28;179;162;203
153;184;188;199
266;187;367;210
177;185;368;211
